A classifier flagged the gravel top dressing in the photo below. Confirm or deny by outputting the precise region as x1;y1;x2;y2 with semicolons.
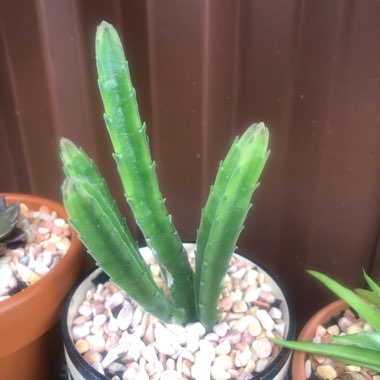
0;203;71;301
70;247;287;380
305;309;379;380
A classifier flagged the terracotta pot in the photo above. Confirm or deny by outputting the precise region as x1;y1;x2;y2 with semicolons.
0;193;84;380
291;300;347;380
63;243;296;380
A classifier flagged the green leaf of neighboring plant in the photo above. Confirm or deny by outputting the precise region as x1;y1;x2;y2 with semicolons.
331;332;380;351
95;21;195;321
355;288;380;307
363;271;380;298
308;271;380;332
62;177;186;324
272;338;380;373
196;123;269;330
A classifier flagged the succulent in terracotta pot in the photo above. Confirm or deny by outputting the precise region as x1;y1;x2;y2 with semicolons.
274;270;380;376
0;193;83;380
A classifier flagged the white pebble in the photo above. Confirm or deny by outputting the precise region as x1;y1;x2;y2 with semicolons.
93;314;107;327
86;334;106;352
231;267;246;279
210;365;232;380
252;337;272;359
105;291;125;309
199;339;216;362
256;358;272;372
155;323;181;356
274;321;286;337
160;369;182;380
117;302;134;331
53;218;66;228
215;340;231;356
269;307;282;320
235;348;252;367
185;322;206;338
256;309;275;331
72;325;90;340
33;262;50;276
338;317;353;332
78;302;92;317
244;286;261;303
244;269;258;286
213;322;229;337
141;344;159;363
233;315;255;333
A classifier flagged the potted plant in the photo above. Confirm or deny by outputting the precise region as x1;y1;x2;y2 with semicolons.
61;21;295;380
0;192;84;380
274;271;380;380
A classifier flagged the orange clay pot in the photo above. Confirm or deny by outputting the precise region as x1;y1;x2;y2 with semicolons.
0;193;84;380
291;300;347;380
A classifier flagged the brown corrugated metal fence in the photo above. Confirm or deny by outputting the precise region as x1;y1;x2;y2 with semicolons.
1;0;380;325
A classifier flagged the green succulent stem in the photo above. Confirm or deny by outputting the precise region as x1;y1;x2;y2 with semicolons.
95;21;195;320
195;123;269;330
61;140;186;324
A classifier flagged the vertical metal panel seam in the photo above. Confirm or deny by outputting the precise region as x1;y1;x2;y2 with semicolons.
65;0;99;154
0;9;33;190
230;0;242;139
34;0;61;139
305;1;354;266
145;0;158;155
200;0;211;204
268;0;304;265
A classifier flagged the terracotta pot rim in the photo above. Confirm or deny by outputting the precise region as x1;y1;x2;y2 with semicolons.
63;246;296;380
291;299;348;380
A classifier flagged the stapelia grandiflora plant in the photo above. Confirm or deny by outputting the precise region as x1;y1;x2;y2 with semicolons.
274;271;380;372
60;21;270;331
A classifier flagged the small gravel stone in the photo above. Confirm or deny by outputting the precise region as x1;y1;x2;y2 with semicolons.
269;307;282;320
243;286;261;303
305;358;312;378
78;303;92;317
347;323;363;335
72;325;90;340
213;355;234;371
215;340;231;356
338;317;354;332
255;358;272;372
248;317;262;337
252;337;272;359
86;334;106;352
232;300;248;313
75;339;90;354
235;348;252;367
326;324;339;336
210;365;232;380
117;303;134;330
316;364;337;380
83;350;103;365
256;309;275;331
160;369;182;380
213;322;229;337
